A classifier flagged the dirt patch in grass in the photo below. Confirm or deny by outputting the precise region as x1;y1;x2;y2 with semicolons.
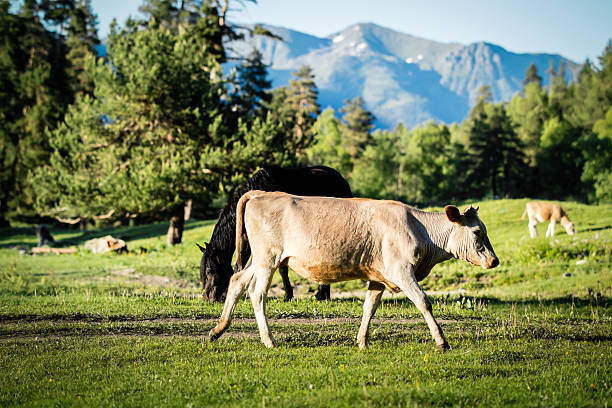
0;316;457;326
108;268;196;289
0;316;458;343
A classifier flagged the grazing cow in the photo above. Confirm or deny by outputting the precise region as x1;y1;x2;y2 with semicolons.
198;165;352;303
209;191;499;350
521;201;575;237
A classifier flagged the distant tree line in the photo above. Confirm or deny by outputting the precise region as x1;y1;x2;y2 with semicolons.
310;50;612;206
1;0;611;241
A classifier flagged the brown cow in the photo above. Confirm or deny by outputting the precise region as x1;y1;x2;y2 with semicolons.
209;191;499;350
521;201;576;237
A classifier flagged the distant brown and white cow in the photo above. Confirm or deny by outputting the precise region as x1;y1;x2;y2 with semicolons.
521;201;576;238
209;191;499;350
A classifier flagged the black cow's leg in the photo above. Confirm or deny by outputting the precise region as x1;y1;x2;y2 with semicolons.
314;284;331;300
279;265;293;302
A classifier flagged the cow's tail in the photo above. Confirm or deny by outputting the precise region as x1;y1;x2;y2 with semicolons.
520;208;527;220
235;191;254;271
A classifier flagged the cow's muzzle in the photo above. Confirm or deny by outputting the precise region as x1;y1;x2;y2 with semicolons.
482;256;499;269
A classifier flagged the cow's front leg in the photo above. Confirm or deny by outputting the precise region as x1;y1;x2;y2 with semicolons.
546;220;556;237
392;268;449;350
356;281;385;349
529;218;538;238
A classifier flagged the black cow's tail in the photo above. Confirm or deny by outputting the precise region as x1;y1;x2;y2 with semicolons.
235;191;256;271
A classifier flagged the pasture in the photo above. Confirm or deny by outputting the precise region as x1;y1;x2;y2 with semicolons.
0;198;610;407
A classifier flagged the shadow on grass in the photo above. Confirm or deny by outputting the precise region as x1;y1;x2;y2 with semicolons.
330;294;611;309
583;225;612;233
0;219;215;249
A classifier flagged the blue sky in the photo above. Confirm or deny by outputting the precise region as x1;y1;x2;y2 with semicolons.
92;0;611;64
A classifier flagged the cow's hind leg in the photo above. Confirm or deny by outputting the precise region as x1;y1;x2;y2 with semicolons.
356;281;385;350
391;267;449;350
279;265;294;302
248;262;277;348
209;267;255;341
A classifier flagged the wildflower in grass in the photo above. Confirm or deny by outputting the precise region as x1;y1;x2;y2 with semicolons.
339;364;345;371
423;353;429;362
48;378;52;382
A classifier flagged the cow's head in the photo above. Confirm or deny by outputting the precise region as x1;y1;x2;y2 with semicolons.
197;243;232;302
562;220;576;235
445;205;499;269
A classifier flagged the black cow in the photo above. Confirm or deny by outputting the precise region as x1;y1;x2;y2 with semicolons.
199;165;352;302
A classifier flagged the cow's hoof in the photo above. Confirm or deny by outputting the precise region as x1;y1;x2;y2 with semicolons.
208;329;220;341
314;293;330;301
437;342;451;352
283;294;293;302
262;338;276;348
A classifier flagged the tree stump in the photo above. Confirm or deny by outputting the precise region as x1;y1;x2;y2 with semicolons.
167;211;184;246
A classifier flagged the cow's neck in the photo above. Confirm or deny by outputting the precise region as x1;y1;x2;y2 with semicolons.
411;210;455;276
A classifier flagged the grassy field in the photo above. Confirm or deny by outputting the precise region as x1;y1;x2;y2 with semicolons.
0;198;610;407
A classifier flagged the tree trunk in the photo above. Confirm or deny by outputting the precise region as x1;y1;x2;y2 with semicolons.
184;199;192;221
167;206;185;246
0;198;9;228
397;161;403;196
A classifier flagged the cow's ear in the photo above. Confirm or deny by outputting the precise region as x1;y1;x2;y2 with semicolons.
463;205;478;216
196;242;207;253
445;205;462;224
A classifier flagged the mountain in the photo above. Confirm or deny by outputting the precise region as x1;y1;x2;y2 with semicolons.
228;23;581;129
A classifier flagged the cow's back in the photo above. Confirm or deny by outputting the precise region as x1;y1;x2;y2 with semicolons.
263;165;352;198
527;201;564;221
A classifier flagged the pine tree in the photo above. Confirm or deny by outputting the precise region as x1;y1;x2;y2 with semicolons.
585;106;612;202
288;65;320;155
0;2;72;224
507;73;548;166
231;47;272;119
138;0;238;64
31;13;226;243
568;60;599;129
523;62;542;87
548;61;568;119
40;0;73;35
65;0;99;96
269;65;320;162
466;103;527;198
340;96;375;161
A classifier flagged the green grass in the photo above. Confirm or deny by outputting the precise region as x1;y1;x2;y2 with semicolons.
0;198;611;407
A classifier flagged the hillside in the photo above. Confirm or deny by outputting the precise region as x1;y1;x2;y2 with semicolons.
229;23;582;128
